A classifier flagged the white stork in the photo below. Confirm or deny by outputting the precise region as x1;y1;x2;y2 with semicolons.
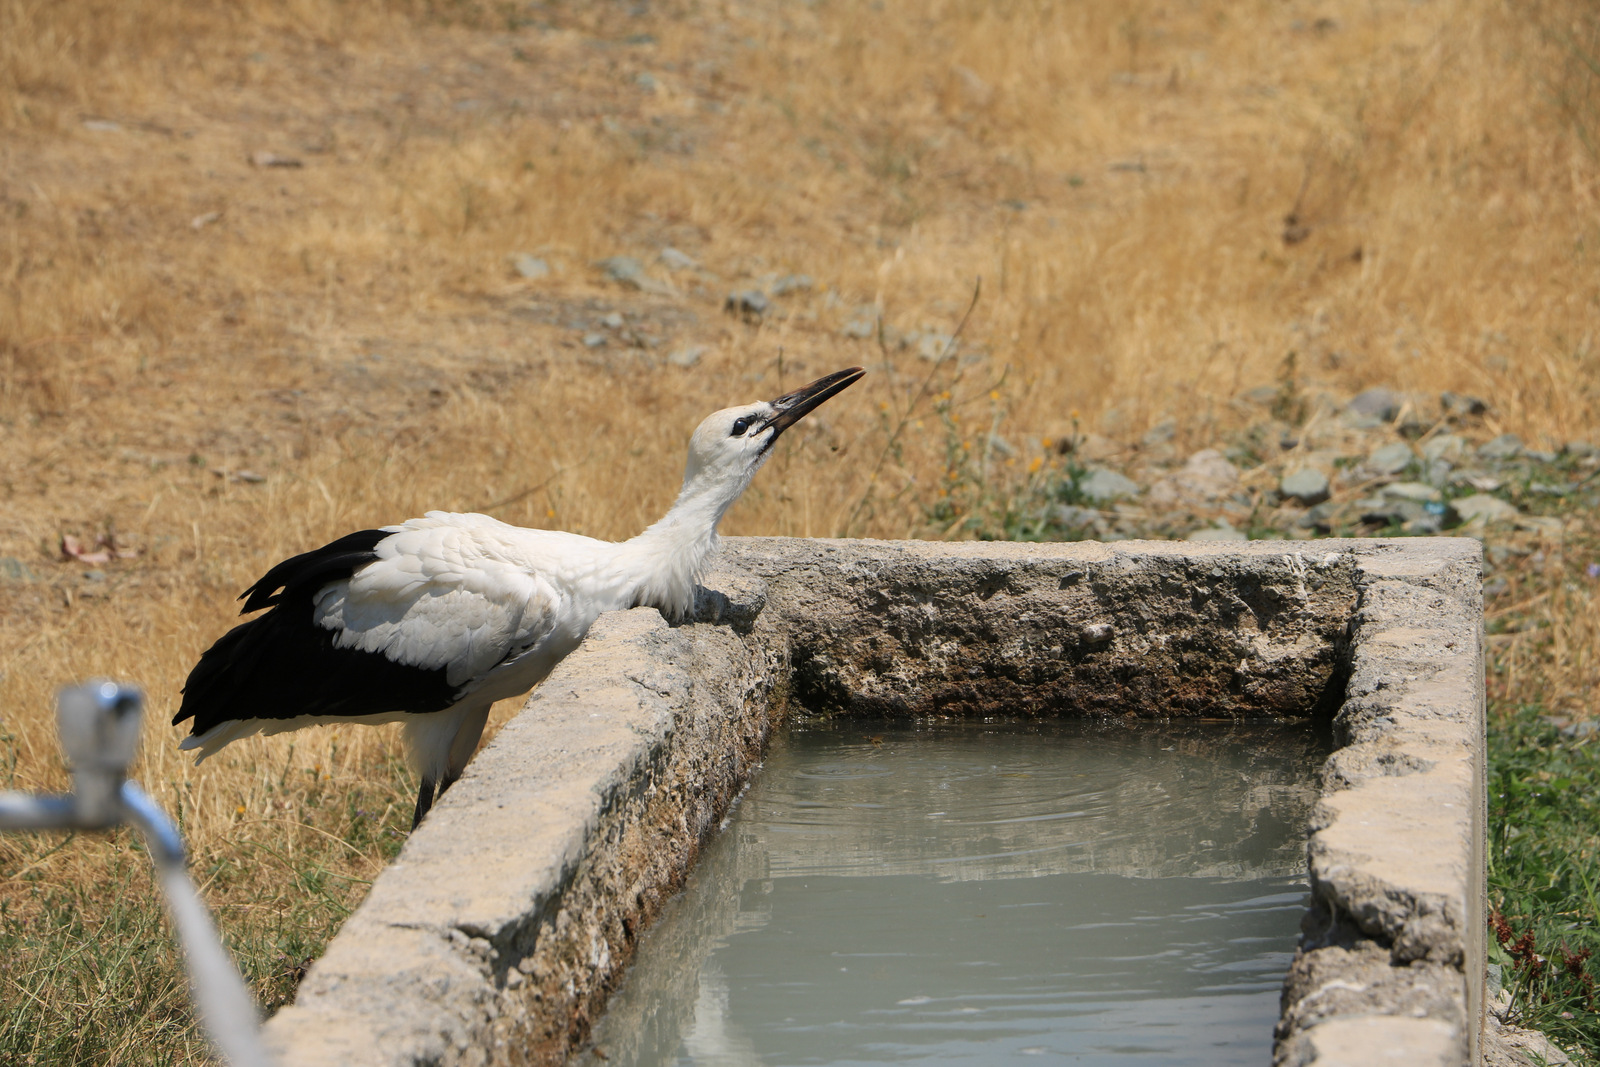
174;367;864;827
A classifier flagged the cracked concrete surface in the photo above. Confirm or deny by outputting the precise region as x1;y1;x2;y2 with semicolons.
260;537;1486;1066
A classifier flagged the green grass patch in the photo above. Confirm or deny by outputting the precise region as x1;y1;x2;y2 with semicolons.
1489;701;1600;1058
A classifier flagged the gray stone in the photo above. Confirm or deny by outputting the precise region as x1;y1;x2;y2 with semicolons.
1358;497;1426;525
916;332;956;362
1564;440;1598;458
1477;434;1523;461
1440;391;1488;417
1402;515;1444;535
582;333;607;348
1421;434;1465;463
724;289;769;318
1452;470;1503;493
1383;481;1442;503
1348;387;1401;422
1280;468;1331;506
1048;504;1101;529
510;253;550;279
1453;493;1519;525
1076;468;1141;502
1142;419;1177;447
1367;442;1415;475
0;557;37;582
841;318;875;339
600;312;624;330
667;345;708;368
1186;523;1248;542
1523;448;1558;464
1146;449;1239;510
658;247;698;271
596;256;674;296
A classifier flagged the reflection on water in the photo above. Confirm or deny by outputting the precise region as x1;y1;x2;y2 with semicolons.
576;719;1325;1066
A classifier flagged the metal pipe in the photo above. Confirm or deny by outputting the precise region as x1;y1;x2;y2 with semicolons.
0;683;273;1066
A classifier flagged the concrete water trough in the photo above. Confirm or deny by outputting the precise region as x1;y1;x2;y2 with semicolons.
262;537;1485;1066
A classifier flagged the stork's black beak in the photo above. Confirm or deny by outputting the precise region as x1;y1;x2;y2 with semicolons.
764;367;866;440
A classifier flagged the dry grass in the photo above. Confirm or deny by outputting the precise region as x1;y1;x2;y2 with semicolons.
2;0;1599;1060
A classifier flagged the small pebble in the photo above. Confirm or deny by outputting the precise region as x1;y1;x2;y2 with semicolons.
1367;442;1414;475
1280;468;1330;506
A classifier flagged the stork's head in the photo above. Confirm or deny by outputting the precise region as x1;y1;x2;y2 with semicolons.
681;367;865;496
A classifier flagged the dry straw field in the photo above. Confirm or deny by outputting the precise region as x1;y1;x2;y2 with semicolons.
2;0;1599;1061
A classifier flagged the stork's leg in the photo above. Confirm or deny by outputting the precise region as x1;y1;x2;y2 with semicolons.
411;774;437;830
436;704;491;803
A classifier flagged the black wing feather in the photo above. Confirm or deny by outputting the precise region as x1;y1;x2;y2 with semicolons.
174;528;456;734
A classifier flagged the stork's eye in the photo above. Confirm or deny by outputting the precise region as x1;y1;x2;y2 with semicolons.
731;417;753;437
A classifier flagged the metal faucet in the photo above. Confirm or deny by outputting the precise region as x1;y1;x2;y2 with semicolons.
0;682;272;1067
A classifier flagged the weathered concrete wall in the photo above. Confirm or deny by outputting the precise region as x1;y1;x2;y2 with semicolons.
1277;541;1486;1067
723;538;1358;720
260;538;1485;1067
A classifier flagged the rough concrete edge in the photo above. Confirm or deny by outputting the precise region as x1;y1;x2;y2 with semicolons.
261;567;784;1067
1275;537;1486;1067
258;537;1485;1066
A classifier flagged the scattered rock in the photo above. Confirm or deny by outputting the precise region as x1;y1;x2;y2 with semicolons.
1357;496;1427;526
1440;391;1488;417
634;71;658;93
600;311;625;329
1382;481;1442;503
658;247;699;271
1141;419;1177;447
1300;501;1339;530
190;210;223;231
1477;433;1524;461
1523;448;1558;464
511;253;550;279
1454;471;1504;493
724;289;769;319
1421;434;1465;462
1564;440;1598;458
1280;468;1330;506
1050;504;1101;529
1347;387;1401;422
1367;442;1414;475
82;118;122;133
1079;621;1115;645
1076;468;1141;503
841;317;875;339
1187;523;1248;542
667;344;708;368
1402;514;1444;535
1239;385;1280;406
1454;494;1520;525
1482;576;1510;598
582;333;608;348
1146;449;1239;508
595;256;674;296
0;557;37;582
916;332;955;361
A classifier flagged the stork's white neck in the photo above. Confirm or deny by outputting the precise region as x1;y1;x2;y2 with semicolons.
616;463;760;620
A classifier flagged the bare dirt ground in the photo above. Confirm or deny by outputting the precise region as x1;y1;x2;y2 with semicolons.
2;0;1598;1061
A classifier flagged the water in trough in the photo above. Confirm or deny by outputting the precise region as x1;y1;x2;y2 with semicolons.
577;718;1326;1066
